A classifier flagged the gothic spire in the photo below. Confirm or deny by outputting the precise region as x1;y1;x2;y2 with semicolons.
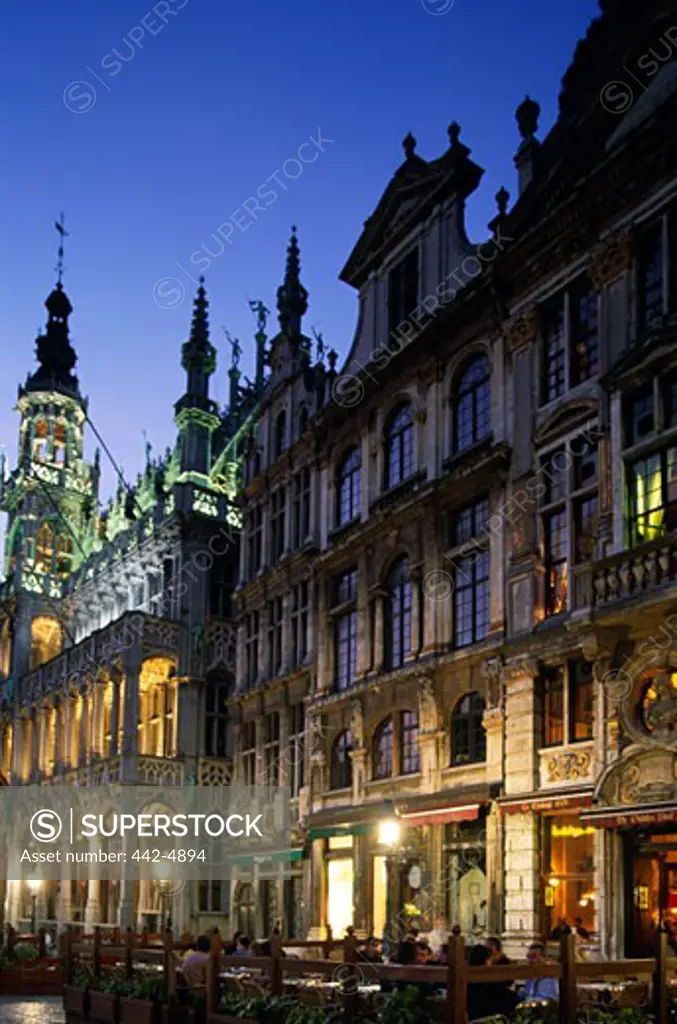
24;280;80;399
276;226;308;338
177;277;217;413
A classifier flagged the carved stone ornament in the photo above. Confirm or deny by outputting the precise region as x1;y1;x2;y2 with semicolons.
417;677;439;731
350;698;365;748
588;231;632;290
482;656;503;710
546;749;592;783
503;305;540;352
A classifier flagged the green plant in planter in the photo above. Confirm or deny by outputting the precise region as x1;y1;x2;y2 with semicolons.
130;976;167;1002
73;966;98;989
575;1010;653;1024
100;974;136;996
376;986;430;1024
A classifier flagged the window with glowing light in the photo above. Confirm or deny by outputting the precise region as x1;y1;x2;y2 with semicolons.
35;522;54;573
138;657;176;757
30;616;63;669
542;814;595;937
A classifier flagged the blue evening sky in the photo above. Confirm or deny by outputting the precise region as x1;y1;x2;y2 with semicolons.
0;0;599;503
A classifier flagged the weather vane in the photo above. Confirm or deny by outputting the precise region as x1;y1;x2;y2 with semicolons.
54;213;69;284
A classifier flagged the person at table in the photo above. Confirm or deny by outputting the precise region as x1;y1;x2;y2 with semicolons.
182;935;211;989
518;942;559;1003
359;937;383;963
422;916;448;955
467;944;519;1021
549;917;570;940
224;930;242;955
574;917;590;940
233;935;251;957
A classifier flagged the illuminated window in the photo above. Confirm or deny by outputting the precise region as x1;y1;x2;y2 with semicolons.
56;535;73;576
138;657;176;756
337;448;361;526
0;618;11;678
54;422;67;465
454;355;491;453
628;448;677;545
330;730;353;790
327;855;354;938
451;692;486;765
35;522;54;573
385;404;414;489
400;711;420;775
30;616;62;669
543;815;595;938
542;661;593;747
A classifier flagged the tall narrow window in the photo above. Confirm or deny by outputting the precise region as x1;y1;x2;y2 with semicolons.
247;506;263;578
337;448;361;526
330;731;353;790
450;692;486;765
372;718;394;779
543;667;565;747
292;468;311;548
205;676;230;757
263;712;280;790
288;703;305;797
452;498;489;648
291;582;309;668
35;522;54;573
245;611;259;687
400;711;420;775
638;222;665;327
334;569;358;691
54;423;67;465
628;448;677;545
275;411;287;457
267;597;283;677
570;660;594;742
544;510;568;616
387;249;419;338
543;296;566;403
241;721;257;786
570;280;599;386
385;405;414;489
454;355;491;453
270;487;286;562
385;557;413;669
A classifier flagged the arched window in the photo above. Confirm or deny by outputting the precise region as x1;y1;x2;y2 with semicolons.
337;448;361;526
454;355;491;453
275;411;287;458
372;717;394;779
385;403;414;488
35;522;53;572
330;730;353;790
298;405;309;438
385;557;413;669
451;692;486;765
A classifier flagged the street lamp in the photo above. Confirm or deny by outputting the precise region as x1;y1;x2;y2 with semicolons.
26;880;41;935
378;819;401;958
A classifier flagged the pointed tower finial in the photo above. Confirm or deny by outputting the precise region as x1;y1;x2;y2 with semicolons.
54;213;69;285
277;226;308;337
177;278;217;414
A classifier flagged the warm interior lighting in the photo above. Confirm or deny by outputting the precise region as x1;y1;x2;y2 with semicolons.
548;877;561;888
26;879;41;895
30;616;63;669
378;820;401;846
551;824;596;839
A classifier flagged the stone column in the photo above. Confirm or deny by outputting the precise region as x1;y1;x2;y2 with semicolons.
56;877;72;932
78;691;88;766
371;587;387;673
353;833;368;937
503;659;540;796
356;551;370;677
281;592;292;674
278;707;290;788
120;646;141;784
307;838;327;940
117;876;136;931
85;878;101;928
315;578;330;693
110;668;121;756
30;710;39;782
406;567;422;660
503;811;541;955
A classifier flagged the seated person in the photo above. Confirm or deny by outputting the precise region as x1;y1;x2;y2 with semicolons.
485;936;510;966
574;917;590;940
466;944;518;1021
519;942;559;1003
232;935;251;957
359;937;383;963
182;935;211;989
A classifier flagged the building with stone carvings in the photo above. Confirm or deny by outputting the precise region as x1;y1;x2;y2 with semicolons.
229;0;677;958
0;272;249;934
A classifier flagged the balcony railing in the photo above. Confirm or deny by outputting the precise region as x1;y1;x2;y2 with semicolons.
573;533;677;611
38;754;232;787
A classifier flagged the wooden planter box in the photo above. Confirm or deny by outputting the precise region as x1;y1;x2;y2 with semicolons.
120;998;161;1024
0;963;63;996
64;984;90;1017
162;1007;194;1024
208;1016;257;1024
89;991;121;1024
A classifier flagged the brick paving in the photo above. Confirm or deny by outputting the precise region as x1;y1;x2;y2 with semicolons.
0;997;65;1023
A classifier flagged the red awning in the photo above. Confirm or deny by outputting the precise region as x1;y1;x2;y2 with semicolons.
581;804;677;830
500;793;593;815
400;804;480;827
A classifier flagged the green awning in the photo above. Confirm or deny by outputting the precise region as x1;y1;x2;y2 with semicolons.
227;848;304;867
308;824;373;841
